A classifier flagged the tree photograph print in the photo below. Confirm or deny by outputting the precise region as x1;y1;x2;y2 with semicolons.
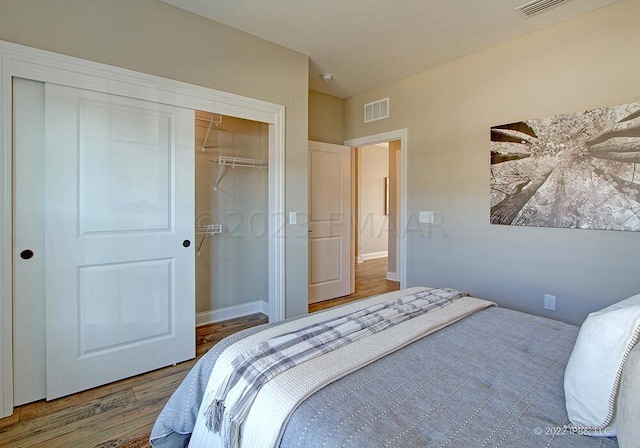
490;101;640;231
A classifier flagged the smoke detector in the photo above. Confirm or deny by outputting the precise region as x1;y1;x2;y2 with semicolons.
320;73;334;82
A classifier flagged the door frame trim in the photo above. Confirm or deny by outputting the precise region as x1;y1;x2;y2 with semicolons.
0;40;286;418
344;130;407;289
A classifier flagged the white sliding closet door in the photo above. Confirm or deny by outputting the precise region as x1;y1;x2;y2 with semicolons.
44;84;195;399
13;78;46;405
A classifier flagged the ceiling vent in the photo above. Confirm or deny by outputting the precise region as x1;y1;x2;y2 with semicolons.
515;0;574;18
364;98;389;123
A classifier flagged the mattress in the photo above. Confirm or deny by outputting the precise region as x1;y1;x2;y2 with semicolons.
151;301;619;447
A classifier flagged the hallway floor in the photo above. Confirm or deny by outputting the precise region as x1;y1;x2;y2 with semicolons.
309;257;400;313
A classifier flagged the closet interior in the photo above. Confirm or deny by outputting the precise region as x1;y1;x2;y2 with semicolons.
194;111;269;319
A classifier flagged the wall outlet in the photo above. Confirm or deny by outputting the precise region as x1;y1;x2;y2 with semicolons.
419;211;435;223
544;294;556;311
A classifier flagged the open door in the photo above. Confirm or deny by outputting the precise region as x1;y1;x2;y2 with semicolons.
43;84;195;399
308;141;352;303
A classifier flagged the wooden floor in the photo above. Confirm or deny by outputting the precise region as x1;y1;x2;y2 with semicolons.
0;313;268;448
0;257;397;447
309;256;400;313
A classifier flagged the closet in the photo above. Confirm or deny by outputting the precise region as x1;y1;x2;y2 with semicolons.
194;112;269;321
4;42;285;417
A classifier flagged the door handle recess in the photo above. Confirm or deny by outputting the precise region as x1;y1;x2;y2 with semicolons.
20;249;34;260
183;240;191;248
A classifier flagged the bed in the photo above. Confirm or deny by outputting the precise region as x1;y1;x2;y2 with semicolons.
150;287;639;448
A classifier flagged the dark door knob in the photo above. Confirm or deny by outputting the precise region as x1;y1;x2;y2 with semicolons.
20;249;34;260
182;240;191;248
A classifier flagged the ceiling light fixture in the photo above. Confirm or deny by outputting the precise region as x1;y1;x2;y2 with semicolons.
320;73;333;82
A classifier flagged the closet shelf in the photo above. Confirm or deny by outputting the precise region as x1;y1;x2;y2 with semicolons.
209;156;268;191
195;224;222;255
196;224;223;235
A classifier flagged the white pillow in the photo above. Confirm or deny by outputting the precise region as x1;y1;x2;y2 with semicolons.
617;343;640;448
564;294;640;435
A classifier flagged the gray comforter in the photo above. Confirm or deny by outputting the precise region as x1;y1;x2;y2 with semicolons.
150;306;619;448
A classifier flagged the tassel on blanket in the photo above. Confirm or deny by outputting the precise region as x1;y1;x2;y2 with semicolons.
204;399;225;432
204;399;241;448
225;419;240;448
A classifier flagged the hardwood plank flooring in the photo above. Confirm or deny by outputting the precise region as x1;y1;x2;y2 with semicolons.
0;259;397;447
0;313;268;448
309;257;400;313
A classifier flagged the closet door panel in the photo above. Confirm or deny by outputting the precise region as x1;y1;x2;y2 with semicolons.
12;78;46;406
79;99;171;233
44;84;195;400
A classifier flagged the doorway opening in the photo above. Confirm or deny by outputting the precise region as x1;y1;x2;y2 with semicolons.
194;112;270;325
354;140;401;291
309;130;407;313
355;141;399;270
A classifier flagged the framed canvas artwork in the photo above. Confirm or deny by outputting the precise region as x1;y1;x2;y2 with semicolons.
490;101;640;231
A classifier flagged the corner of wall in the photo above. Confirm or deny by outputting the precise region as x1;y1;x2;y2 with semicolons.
308;89;345;144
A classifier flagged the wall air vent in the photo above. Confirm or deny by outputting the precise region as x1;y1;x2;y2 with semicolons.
515;0;574;17
364;98;389;123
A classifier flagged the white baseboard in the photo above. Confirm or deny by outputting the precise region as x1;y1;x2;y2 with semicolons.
386;271;400;282
360;251;388;261
196;300;269;327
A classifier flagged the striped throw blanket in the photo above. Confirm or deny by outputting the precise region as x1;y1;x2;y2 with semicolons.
204;287;468;448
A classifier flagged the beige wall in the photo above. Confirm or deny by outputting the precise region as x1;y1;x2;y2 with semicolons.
344;0;640;325
0;0;310;318
358;145;389;258
309;90;344;144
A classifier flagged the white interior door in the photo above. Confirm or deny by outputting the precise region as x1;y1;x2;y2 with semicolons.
13;78;46;405
308;141;352;303
44;83;195;399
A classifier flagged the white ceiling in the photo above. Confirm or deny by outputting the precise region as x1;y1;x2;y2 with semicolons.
160;0;620;99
